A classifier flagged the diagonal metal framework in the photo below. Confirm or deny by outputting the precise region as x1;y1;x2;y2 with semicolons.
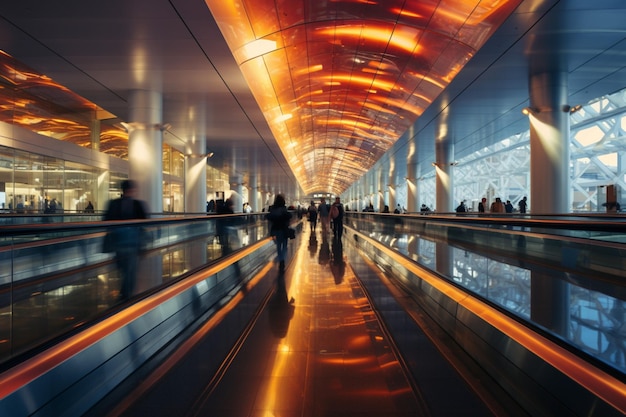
442;88;626;212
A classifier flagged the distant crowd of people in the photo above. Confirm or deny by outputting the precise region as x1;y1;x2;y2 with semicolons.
300;196;345;239
472;196;527;214
329;196;531;214
453;196;527;214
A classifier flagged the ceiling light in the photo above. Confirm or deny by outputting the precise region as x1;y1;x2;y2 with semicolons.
522;107;539;116
569;104;582;113
185;152;213;158
275;113;293;123
237;39;277;62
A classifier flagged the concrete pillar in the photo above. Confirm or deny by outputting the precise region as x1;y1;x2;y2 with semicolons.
373;169;380;211
388;157;397;211
367;171;374;210
618;153;626;207
250;174;259;212
229;174;243;213
128;90;163;213
96;170;109;213
528;71;570;214
90;119;100;152
126;91;164;289
435;135;454;213
184;134;207;214
407;162;419;213
526;69;570;338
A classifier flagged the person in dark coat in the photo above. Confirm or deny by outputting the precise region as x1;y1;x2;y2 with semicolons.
518;196;528;214
104;180;149;301
330;197;344;239
478;197;487;213
216;198;235;254
307;200;318;233
266;194;292;272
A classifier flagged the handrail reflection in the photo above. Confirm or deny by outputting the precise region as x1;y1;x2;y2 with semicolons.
0;213;276;368
347;226;626;414
343;214;626;378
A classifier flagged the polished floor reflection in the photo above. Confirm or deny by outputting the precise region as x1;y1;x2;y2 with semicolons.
191;230;426;416
97;227;440;417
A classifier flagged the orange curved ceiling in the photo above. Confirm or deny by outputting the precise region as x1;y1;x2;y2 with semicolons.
205;0;521;195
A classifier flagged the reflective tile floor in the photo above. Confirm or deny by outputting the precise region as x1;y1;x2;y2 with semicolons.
190;233;426;416
90;228;493;416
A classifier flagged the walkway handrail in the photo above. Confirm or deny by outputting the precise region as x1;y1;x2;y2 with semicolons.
0;212;266;237
348;211;626;232
347;226;626;415
0;237;278;416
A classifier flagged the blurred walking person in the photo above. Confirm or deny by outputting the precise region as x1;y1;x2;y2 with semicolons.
330;196;344;239
318;197;330;234
104;180;149;301
266;194;292;272
307;200;318;233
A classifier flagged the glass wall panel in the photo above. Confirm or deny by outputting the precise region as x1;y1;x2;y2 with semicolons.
171;182;183;212
13;151;45;213
0;147;14;212
163;181;184;213
41;156;65;213
108;172;128;202
171;149;184;178
65;160;100;213
162;145;172;175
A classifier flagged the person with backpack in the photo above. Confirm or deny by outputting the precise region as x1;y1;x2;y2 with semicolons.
330;196;344;239
307;200;318;233
318;197;330;234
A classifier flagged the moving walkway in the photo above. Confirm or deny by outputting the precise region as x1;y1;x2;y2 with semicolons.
0;213;624;416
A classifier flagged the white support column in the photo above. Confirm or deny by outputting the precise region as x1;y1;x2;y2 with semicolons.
372;170;379;211
367;171;374;210
388;157;397;211
96;171;109;213
127;90;164;289
229;174;243;213
250;174;259;212
184;135;207;214
407;162;419;213
376;167;385;211
435;135;454;213
527;69;570;335
528;71;570;214
128;90;163;213
90;119;100;152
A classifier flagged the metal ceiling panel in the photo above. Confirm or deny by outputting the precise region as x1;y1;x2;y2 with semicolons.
0;0;624;200
205;0;523;194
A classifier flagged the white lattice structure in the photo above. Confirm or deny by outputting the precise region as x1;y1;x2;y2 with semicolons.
417;88;626;213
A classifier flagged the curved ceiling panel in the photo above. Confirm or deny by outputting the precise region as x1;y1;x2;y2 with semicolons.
205;0;521;195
